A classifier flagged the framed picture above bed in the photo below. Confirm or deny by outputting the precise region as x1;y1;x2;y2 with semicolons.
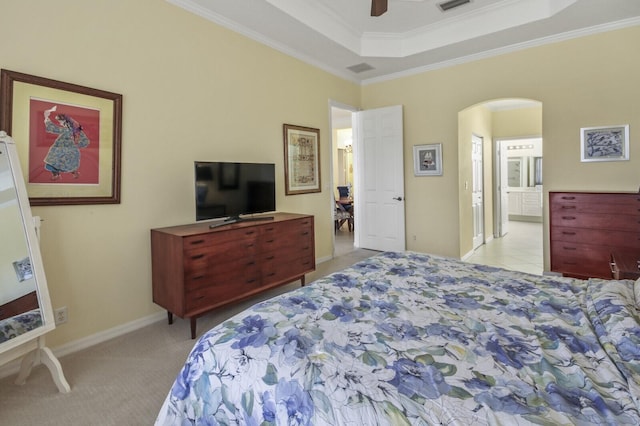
580;124;629;162
413;143;442;176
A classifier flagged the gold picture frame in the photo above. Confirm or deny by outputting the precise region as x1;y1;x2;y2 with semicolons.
283;124;321;195
0;69;122;205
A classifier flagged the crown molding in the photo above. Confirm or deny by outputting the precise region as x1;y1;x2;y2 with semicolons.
361;17;640;86
166;1;640;86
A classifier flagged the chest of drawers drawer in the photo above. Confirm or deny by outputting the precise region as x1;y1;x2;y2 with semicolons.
551;211;640;232
261;222;313;253
550;192;640;209
551;253;611;279
551;227;640;248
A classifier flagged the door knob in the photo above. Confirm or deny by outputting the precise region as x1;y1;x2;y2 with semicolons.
393;196;403;201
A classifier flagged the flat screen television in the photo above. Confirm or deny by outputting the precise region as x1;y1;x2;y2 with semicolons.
195;161;276;227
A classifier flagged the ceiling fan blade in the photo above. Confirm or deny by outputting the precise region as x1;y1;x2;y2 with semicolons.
371;0;388;16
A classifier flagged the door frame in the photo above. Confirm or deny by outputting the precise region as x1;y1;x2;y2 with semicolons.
493;136;543;238
471;133;485;249
494;139;508;238
329;100;358;257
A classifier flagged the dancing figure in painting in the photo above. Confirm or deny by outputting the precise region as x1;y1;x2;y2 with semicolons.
43;106;90;180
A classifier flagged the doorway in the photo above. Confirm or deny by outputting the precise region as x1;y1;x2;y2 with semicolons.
330;103;406;255
471;134;484;249
461;98;543;273
330;103;357;256
495;137;543;237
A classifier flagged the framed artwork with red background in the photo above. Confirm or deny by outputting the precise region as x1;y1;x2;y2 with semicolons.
0;69;122;205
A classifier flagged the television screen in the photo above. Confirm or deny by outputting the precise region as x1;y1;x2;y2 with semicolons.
195;161;276;222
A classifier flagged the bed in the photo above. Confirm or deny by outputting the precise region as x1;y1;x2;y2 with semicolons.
155;251;640;425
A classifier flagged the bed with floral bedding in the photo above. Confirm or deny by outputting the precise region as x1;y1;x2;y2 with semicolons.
155;251;640;425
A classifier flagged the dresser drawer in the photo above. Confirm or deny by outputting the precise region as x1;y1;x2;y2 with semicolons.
551;227;640;248
185;275;263;313
551;254;611;279
260;219;313;252
551;203;640;216
550;192;640;209
184;257;260;291
610;251;640;280
551;240;610;259
261;254;315;284
184;238;258;273
550;211;640;232
184;227;259;249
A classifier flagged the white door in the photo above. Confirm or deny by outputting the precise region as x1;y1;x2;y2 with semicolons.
496;141;509;237
472;134;484;249
353;105;405;252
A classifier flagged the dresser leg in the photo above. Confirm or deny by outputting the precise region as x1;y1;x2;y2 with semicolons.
301;275;305;286
167;311;173;325
190;318;197;339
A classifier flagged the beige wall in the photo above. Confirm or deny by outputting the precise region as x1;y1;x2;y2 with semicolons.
0;0;359;347
1;0;639;349
492;106;543;140
362;26;640;266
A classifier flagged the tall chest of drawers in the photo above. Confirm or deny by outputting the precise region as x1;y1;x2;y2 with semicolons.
550;192;640;279
151;213;315;338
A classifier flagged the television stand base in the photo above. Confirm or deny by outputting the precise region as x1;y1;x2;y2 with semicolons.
209;215;274;229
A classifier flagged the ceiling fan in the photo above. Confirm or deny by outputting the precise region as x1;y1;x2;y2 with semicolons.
371;0;388;16
371;0;469;17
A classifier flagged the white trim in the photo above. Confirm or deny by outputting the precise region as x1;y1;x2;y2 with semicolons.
460;249;474;261
361;17;640;85
167;1;640;86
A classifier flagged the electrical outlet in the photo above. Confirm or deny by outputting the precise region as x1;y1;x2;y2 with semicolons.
54;307;68;325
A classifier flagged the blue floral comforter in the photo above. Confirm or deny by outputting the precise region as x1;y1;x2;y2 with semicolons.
156;252;640;425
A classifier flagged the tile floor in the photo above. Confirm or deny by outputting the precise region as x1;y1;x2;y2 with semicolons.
335;220;543;275
466;220;543;275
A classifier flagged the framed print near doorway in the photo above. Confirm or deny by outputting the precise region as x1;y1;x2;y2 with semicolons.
0;69;123;205
283;123;321;195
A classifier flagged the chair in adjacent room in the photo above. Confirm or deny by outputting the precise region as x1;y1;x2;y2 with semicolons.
335;200;353;232
336;186;352;210
337;186;350;202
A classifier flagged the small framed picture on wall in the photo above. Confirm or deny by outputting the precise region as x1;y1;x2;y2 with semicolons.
413;143;443;176
580;125;629;162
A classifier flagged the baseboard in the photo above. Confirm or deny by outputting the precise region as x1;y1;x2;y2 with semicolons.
0;311;166;380
461;249;474;261
317;254;333;264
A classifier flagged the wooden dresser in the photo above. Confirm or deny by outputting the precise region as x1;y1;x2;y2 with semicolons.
151;213;315;338
550;192;640;279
